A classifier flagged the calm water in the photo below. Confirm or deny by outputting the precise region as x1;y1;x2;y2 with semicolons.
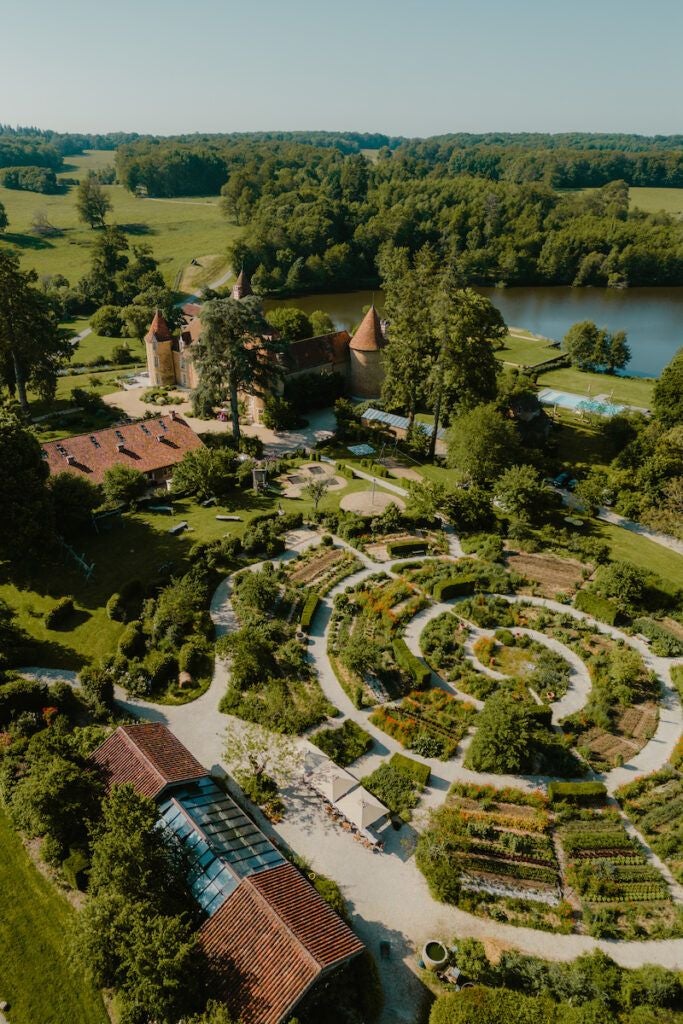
266;286;683;378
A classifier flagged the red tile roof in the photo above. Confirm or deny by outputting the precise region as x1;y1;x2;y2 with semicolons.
90;724;207;799
349;305;385;352
199;863;363;1024
41;414;204;484
285;331;350;373
145;310;174;344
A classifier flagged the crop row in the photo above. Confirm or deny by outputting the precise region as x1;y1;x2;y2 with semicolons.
454;853;559;885
464;841;557;867
457;807;550;834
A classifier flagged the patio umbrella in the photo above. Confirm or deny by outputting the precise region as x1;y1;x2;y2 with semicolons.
335;787;388;829
307;760;357;802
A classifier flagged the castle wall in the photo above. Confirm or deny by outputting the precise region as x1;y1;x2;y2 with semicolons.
146;340;176;387
349;349;383;398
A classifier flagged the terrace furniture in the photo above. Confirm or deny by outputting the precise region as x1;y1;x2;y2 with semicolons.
201;497;217;507
216;515;242;521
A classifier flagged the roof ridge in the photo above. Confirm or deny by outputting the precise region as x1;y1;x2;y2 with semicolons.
40;413;182;447
119;725;168;793
246;864;323;970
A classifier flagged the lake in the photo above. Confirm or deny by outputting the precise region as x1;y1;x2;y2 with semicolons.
266;286;683;378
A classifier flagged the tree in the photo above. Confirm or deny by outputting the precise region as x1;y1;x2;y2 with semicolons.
563;320;630;374
494;464;554;521
0;600;28;672
102;464;147;505
309;310;334;335
595;560;649;612
0;250;71;412
81;226;129;306
464;692;534;773
90;304;123;337
0;402;55;563
266;306;312;341
223;721;302;787
303;476;331;513
75;172;112;229
122;284;180;341
11;755;103;860
652;347;683;427
171;447;237;499
447;403;519;486
0;200;8;231
441;486;495;532
192;296;283;441
49;472;101;539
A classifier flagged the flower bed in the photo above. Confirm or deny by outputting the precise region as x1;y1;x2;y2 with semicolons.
370;689;476;759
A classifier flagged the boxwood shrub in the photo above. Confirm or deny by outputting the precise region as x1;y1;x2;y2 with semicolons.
387;540;428;558
44;597;75;629
574;591;620;625
548;781;607;805
392;638;431;688
299;593;320;632
390;751;430;787
433;576;478;600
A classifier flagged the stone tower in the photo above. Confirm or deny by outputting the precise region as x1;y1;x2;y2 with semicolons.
349;305;386;398
145;311;176;386
231;269;253;300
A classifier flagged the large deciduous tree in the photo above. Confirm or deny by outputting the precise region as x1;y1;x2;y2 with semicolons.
0;250;70;413
447;403;519;486
192;296;283;441
75;172;112;229
563;320;630;374
0;402;55;563
652;346;683;428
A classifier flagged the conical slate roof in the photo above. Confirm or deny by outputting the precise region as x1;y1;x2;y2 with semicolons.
349;305;385;352
145;310;173;343
232;269;253;300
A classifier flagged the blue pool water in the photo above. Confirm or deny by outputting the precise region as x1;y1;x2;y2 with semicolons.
538;388;626;417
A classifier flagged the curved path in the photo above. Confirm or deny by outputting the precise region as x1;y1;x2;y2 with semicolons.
40;530;683;1018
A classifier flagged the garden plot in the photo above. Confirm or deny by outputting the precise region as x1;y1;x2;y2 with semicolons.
277;461;346;498
504;548;589;599
286;543;362;594
327;575;427;706
616;767;683;884
363;530;442;562
396;556;511;595
369;689;476;759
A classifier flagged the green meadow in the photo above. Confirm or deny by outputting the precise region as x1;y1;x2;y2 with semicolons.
0;150;240;286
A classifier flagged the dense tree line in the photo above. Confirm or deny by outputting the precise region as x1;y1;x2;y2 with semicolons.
0;165;59;193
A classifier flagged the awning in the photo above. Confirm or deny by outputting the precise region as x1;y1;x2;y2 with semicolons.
335;787;388;829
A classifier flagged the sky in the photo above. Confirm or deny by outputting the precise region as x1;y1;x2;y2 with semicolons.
1;0;682;137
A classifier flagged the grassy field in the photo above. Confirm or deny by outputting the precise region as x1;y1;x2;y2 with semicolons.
0;807;109;1024
593;520;683;597
0;474;373;669
496;332;559;367
0;150;239;287
629;187;683;219
64;317;146;365
537;366;655;407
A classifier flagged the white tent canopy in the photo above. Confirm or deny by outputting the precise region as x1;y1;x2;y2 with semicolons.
307;760;357;803
335;787;388;829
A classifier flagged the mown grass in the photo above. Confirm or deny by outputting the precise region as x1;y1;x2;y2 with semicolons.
629;187;683;219
592;521;683;598
0;807;109;1024
496;332;559;366
537;366;655;407
64;316;146;365
0;150;240;286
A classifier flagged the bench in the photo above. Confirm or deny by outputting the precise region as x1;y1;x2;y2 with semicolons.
168;521;188;535
216;515;241;521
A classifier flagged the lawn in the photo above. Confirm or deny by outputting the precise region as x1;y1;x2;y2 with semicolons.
591;520;683;598
0;150;240;287
0;807;109;1024
64;317;147;366
537;366;655;408
629;187;683;219
496;332;559;367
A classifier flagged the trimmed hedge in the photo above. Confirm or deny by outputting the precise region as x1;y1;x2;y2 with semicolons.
574;590;620;625
392;638;431;688
548;781;607;805
44;597;75;629
387;540;428;558
299;593;320;632
390;752;430;787
433;576;478;600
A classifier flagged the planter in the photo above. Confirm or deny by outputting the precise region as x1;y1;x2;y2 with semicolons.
422;940;448;972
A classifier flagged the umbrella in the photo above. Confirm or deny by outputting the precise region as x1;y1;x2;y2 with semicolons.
307;760;357;802
335;787;388;829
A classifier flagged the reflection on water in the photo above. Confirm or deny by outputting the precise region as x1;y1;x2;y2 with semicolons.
266;286;683;378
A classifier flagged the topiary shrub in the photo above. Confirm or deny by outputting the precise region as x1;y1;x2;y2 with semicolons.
574;590;621;625
547;780;607;805
299;593;320;632
44;597;75;629
387;539;428;558
392;638;431;688
433;576;478;600
106;592;125;621
146;651;178;688
117;620;145;659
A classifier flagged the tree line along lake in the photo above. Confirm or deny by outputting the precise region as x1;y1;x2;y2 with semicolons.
265;286;683;378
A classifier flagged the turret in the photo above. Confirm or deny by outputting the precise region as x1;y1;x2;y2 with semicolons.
145;310;176;386
231;269;253;300
349;305;386;398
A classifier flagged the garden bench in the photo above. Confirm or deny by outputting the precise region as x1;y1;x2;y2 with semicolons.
216;515;241;521
168;521;188;535
149;505;173;514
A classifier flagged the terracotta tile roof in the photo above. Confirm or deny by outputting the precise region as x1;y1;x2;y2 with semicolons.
90;723;207;800
181;302;202;321
199;863;364;1024
349;305;386;352
145;310;174;344
41;414;204;484
285;331;350;373
232;269;253;299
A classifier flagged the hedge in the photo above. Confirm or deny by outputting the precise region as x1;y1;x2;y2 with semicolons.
44;597;75;629
392;638;431;688
390;752;430;787
387;540;428;558
299;593;320;632
433;576;478;600
574;590;620;625
548;781;607;805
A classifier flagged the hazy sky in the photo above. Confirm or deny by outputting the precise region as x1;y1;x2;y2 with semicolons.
2;0;681;136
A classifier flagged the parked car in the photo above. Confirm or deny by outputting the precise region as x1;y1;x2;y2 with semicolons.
551;471;571;488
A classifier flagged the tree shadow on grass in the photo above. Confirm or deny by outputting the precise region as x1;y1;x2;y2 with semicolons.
2;231;54;251
16;635;88;672
120;222;155;236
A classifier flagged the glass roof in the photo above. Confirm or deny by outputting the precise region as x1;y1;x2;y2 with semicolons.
158;776;284;916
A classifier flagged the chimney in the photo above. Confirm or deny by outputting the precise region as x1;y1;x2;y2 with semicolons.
116;443;125;453
66;454;75;465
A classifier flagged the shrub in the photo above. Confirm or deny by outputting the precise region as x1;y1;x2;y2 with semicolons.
178;638;209;676
62;847;89;890
299;593;320;632
106;592;125;621
102;464;147;505
495;628;514;645
633;618;683;657
361;762;420;819
392;638;431;688
387;540;427;558
312;720;372;767
90;304;124;337
0;679;49;726
118;621;145;659
548;781;607;805
146;651;178;688
390;752;430;787
433;576;478;600
44;597;75;629
574;590;621;625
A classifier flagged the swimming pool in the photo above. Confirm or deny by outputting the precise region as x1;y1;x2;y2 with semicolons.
538;388;625;417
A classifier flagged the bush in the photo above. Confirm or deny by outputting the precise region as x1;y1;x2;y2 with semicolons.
178;638;209;676
392;638;431;688
574;590;621;625
62;847;89;890
389;752;430;787
102;464;147;506
118;621;145;659
90;304;123;337
106;592;125;621
311;720;372;767
146;651;178;688
548;781;607;805
387;539;427;558
361;762;421;819
633;618;683;657
0;679;49;726
44;597;75;629
433;576;478;600
299;593;320;632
